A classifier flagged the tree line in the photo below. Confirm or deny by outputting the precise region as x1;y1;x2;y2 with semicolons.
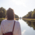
0;7;19;18
22;9;35;19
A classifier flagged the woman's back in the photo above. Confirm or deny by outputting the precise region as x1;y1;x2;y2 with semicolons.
0;20;21;35
0;8;21;35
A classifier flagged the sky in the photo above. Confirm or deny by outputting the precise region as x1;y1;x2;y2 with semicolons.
0;0;35;17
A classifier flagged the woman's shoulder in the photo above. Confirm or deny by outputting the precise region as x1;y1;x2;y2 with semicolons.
1;19;7;22
1;19;7;24
15;20;20;26
15;20;19;23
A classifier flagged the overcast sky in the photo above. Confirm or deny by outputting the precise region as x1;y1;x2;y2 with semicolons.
0;0;35;17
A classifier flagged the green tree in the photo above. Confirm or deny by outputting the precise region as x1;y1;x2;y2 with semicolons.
15;14;19;18
32;9;35;18
27;11;32;18
0;7;6;18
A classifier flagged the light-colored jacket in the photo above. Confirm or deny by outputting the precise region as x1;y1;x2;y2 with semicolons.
0;20;21;35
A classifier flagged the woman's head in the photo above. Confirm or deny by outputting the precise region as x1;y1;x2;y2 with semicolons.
7;8;14;20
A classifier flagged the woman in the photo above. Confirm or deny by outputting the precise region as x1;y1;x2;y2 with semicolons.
0;8;21;35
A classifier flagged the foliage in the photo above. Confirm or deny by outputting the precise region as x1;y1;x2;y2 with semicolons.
15;14;19;18
0;7;6;18
22;9;35;19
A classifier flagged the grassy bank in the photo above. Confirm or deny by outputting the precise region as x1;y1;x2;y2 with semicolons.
0;18;5;21
22;18;35;22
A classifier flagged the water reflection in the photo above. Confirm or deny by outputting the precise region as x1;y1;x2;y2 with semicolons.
26;21;31;27
27;21;35;30
23;19;35;30
19;19;35;35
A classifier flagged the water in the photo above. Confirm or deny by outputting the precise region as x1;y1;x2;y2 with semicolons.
18;19;35;35
0;19;35;35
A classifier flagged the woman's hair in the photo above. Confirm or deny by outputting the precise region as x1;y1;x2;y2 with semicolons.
7;8;14;20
